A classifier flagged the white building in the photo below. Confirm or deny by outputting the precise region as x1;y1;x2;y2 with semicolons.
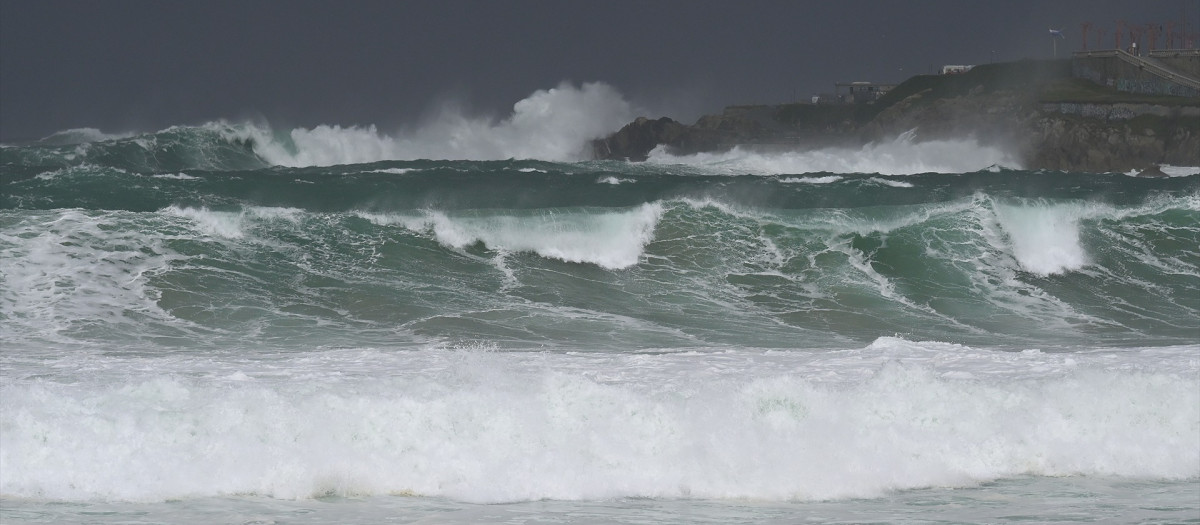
941;65;974;75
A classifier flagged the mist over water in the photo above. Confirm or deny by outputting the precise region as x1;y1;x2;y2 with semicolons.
2;81;1199;524
646;130;1022;175
237;82;635;166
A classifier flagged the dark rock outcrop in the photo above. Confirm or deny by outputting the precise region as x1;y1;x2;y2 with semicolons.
1024;109;1200;171
592;105;863;161
1136;165;1169;177
592;61;1200;172
591;117;688;161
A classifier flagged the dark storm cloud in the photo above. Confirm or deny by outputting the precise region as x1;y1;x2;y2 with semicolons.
1;0;1193;141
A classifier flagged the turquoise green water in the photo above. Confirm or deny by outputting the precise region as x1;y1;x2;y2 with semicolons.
2;125;1197;523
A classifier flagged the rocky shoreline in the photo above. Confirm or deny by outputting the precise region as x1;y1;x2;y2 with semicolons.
592;61;1200;173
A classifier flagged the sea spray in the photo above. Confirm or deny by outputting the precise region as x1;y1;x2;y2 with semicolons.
248;82;635;166
2;82;635;171
991;200;1092;276
645;130;1021;175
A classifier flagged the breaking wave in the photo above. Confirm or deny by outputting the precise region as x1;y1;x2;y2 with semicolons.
2;82;634;171
645;130;1021;175
3;120;1199;514
2;340;1196;503
360;203;663;270
4;184;1198;350
5;86;1037;176
246;81;634;166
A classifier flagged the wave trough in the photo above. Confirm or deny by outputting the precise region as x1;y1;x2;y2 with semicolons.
2;95;1199;521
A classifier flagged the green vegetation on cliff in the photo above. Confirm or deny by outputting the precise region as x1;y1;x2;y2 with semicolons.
593;59;1200;171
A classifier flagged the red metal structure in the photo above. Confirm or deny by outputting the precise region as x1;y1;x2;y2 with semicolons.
1129;25;1143;54
1145;23;1161;51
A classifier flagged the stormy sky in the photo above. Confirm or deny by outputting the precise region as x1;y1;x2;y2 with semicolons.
1;0;1194;141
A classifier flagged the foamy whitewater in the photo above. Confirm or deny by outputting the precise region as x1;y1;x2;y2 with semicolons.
2;84;1198;524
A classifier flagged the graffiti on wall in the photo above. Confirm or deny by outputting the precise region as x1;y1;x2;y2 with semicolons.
1113;78;1198;97
1047;103;1136;120
1072;60;1199;97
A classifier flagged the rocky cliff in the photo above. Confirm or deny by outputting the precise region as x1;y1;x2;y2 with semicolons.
592;60;1200;172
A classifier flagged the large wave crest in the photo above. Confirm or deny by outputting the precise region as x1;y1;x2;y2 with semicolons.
234;81;635;166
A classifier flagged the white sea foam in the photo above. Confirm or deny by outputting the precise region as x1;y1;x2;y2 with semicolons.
0;210;178;344
867;177;915;188
231;82;634;166
714;194;1111;331
369;168;418;175
991;200;1094;276
597;176;634;185
1160;165;1200;176
779;175;843;184
2;339;1195;503
646;130;1020;175
1124;165;1200;177
37;127;135;145
151;173;200;180
984;194;1200;279
362;204;663;269
163;206;249;239
33;164;128;181
163;206;306;240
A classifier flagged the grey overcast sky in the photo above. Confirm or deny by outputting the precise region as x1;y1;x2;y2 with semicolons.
1;0;1195;141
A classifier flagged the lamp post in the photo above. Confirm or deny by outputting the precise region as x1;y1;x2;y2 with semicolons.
1049;28;1065;58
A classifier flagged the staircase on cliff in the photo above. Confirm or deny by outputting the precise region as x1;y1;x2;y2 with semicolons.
1073;49;1200;97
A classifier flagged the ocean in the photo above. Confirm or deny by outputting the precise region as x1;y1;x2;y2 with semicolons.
1;113;1198;523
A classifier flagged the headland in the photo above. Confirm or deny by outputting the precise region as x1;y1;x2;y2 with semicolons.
593;55;1200;173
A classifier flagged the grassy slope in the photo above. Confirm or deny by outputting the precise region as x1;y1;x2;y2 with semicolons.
870;59;1198;112
685;60;1198;151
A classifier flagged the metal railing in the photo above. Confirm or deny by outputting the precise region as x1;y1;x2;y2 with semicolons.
1074;49;1200;91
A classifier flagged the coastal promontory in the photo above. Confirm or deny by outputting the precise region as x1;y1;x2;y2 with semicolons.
593;59;1200;172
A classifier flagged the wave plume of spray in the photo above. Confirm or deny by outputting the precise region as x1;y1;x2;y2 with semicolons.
646;130;1020;175
245;82;634;166
989;200;1093;276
